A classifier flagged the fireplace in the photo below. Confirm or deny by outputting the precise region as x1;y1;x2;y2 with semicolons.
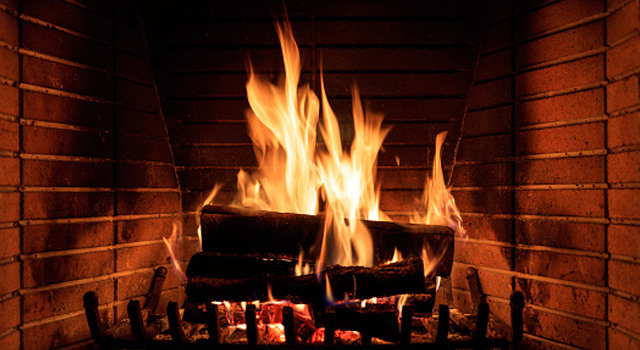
0;0;638;349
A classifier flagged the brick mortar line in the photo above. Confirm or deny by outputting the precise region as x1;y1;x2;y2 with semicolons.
610;103;640;117
451;183;610;191
609;323;640;341
453;261;609;292
18;238;173;260
0;2;18;16
608;65;640;82
18;263;175;294
17;212;183;226
522;333;595;350
19;286;183;330
461;211;610;224
18;48;109;74
516;114;609;131
0;327;18;341
19;186;181;193
19;82;109;103
454;149;608;165
0;38;18;52
519;80;608;102
608;28;640;49
0;75;17;87
452;286;610;326
458;237;612;259
18;13;107;45
19;152;175;167
0;111;18;121
520;47;609;73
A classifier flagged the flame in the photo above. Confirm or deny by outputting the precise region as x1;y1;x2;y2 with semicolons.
295;250;311;276
411;131;466;239
325;275;334;303
196;184;223;251
162;222;187;284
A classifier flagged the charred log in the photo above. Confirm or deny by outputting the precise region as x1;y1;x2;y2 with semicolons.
187;257;427;304
200;205;454;276
185;253;297;279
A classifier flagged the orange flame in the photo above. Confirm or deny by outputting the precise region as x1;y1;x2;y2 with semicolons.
162;222;187;284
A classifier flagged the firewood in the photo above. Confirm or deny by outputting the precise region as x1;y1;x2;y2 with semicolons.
187;257;427;304
200;205;454;276
185;253;297;279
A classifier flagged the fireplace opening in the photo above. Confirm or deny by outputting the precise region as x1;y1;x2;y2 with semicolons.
0;0;638;349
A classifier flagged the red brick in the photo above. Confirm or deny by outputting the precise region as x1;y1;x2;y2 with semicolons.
452;162;513;187
457;134;512;161
451;265;513;299
468;78;512;109
608;151;640;183
607;75;640;112
516;156;605;184
0;84;18;116
0;329;19;350
23;90;113;129
516;0;604;38
22;22;111;69
116;270;156;300
609;327;640;349
23;222;113;254
117;244;170;272
167;99;241;122
116;107;165;138
0;192;19;222
117;135;172;163
476;49;512;81
116;191;180;215
0;10;18;47
0;262;18;296
23;159;113;187
454;241;512;270
523;307;606;349
384;122;446;145
117;217;176;243
323;47;475;71
23;0;111;41
317;20;477;45
323;72;472;98
117;163;178;188
517;21;604;69
377;169;427;191
452;189;513;214
378;189;422;212
23;192;113;219
378;145;432;167
609;294;640;333
607;36;640;78
0;46;18;81
607;1;640;45
516;189;605;217
23;279;113;323
516;55;604;97
461;215;512;243
516;220;605;251
608;111;640;148
517;87;604;126
170;123;251;145
23;126;114;157
483;21;512;51
608;224;640;258
0;296;19;333
516;249;605;286
609;189;640;219
517;278;605;319
22;251;114;288
116;79;159;111
0;156;19;186
463;106;512;136
609;259;640;296
516;122;604;155
22;311;111;350
0;227;19;259
0;119;18;152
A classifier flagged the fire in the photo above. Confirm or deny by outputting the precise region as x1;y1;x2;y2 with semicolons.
411;131;466;239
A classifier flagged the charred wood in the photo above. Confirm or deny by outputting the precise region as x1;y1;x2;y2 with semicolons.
200;205;454;276
187;257;427;304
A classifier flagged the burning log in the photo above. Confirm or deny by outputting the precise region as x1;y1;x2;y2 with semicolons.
187;257;427;304
185;253;297;279
200;205;454;276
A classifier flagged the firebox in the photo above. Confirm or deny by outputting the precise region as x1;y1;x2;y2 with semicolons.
0;0;638;349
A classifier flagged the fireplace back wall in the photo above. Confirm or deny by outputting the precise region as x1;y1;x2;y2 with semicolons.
0;0;638;349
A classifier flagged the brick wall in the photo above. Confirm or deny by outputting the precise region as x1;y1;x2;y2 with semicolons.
453;0;640;349
0;0;184;348
142;0;484;235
